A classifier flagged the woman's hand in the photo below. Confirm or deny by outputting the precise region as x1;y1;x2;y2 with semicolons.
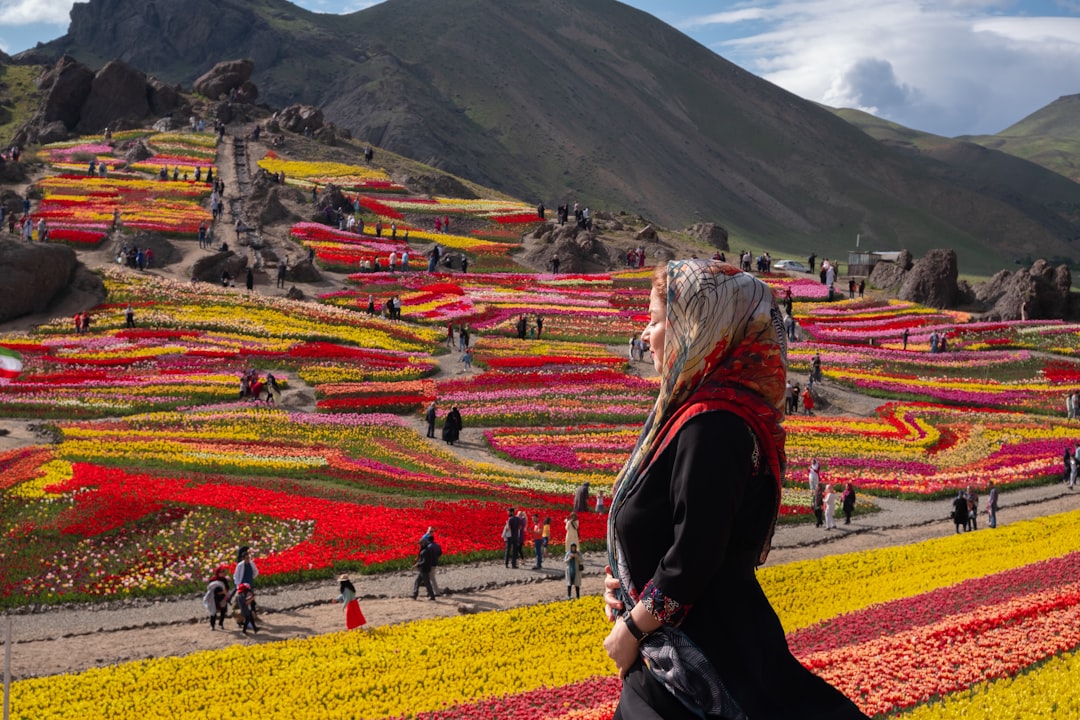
603;565;623;622
603;616;640;679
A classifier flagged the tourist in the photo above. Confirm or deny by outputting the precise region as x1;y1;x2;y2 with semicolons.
411;539;437;601
503;507;522;569
824;483;837;530
564;511;580;551
531;515;545;569
202;565;230;631
565;543;584;600
966;486;979;531
986;481;999;528
951;491;969;533
601;259;867;718
335;575;366;629
425;401;437;438
842;482;856;525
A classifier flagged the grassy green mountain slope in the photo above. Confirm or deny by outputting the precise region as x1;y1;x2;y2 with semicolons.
26;0;1080;274
960;95;1080;185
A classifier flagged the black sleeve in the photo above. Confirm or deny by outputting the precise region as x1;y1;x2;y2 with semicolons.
650;412;755;607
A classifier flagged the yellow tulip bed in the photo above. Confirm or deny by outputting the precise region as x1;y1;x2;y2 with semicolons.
13;510;1080;718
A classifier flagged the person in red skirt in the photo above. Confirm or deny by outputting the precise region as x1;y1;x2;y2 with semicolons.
336;575;367;630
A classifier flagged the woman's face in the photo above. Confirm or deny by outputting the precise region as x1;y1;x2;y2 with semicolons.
642;287;667;375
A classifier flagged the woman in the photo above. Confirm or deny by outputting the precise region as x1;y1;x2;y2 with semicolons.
602;260;867;719
202;565;230;630
564;511;580;551
565;543;584;600
824;483;837;530
441;406;462;445
842;482;856;525
336;574;367;630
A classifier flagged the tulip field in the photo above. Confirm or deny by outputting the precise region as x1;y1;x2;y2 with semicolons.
4;129;1080;717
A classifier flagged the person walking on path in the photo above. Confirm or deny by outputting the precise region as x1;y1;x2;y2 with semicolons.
966;486;979;531
202;566;230;631
531;514;545;569
425;401;437;438
245;267;254;292
125;304;135;328
812;483;824;528
564;511;580;552
824;483;838;530
234;582;258;634
424;528;443;595
503;507;522;569
986;482;999;529
336;575;367;630
565;543;584;599
411;539;437;600
951;491;969;533
841;482;856;525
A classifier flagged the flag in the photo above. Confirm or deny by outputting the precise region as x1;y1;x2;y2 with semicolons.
0;346;22;384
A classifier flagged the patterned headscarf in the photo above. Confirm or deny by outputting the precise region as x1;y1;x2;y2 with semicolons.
610;259;788;571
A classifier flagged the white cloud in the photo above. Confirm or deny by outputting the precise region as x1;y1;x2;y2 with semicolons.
700;0;1080;136
683;8;769;27
0;0;74;25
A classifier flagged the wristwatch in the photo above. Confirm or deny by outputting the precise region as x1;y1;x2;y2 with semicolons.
623;612;653;643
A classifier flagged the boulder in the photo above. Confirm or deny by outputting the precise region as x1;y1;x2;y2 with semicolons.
38;55;94;129
193;59;255;101
898;249;959;308
0;159;27;184
896;250;914;271
684;222;729;250
122;139;154;164
191;251;249;284
634;224;659;243
234;81;259;104
313;125;337;146
37;121;70;144
285;286;305;300
147;77;184;116
972;261;1073;320
276;104;324;134
77;60;151;134
286;259;321;283
0;238;80;322
868;259;906;292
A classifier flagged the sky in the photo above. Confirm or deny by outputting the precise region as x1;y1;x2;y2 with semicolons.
1;0;1077;137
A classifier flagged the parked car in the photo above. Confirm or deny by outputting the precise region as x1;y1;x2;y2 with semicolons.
773;259;811;273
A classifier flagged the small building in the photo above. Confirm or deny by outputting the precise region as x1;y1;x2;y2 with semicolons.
848;250;901;277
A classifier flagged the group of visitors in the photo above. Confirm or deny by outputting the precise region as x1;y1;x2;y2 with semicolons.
847;278;866;299
808;461;857;529
71;311;93;334
515;314;543;339
951;484;997;531
1066;391;1080;420
1064;445;1079;489
625;246;649;268
239;368;282;404
928;330;949;353
202;545;260;634
116;243;153;270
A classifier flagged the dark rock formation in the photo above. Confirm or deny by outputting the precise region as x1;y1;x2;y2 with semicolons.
868;260;905;292
286;259;321;283
194;59;254;100
522;222;612;273
898;249;959;309
684;222;729;250
276;104;324;134
37;121;70;144
972;260;1073;320
78;60;150;133
191;251;248;284
122;231;181;268
121;138;154;164
634;225;659;243
285;286;305;300
38;56;94;129
0;238;80;321
248;171;299;227
406;173;477;200
148;77;183;115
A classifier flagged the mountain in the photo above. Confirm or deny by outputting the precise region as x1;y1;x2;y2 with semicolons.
960;95;1080;185
22;0;1080;274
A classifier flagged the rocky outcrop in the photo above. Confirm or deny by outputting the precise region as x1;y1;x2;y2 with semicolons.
38;56;94;129
25;56;185;140
276;104;324;134
286;259;321;283
406;173;478;200
193;59;254;101
521;222;612;273
898;249;959;309
122;232;181;268
684;222;729;250
78;60;150;133
191;251;248;284
634;225;659;243
972;260;1073;320
0;238;81;322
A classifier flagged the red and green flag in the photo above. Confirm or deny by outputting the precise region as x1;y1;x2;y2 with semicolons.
0;346;22;384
